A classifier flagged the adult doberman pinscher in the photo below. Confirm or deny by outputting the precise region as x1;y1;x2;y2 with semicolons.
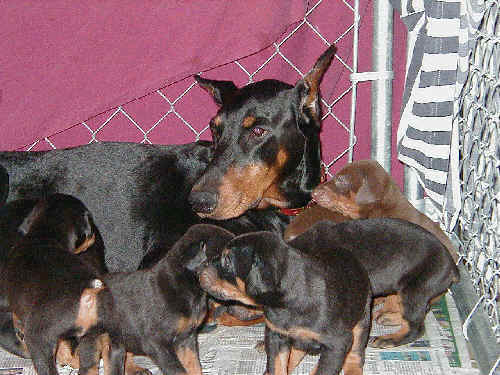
0;44;337;351
0;44;336;273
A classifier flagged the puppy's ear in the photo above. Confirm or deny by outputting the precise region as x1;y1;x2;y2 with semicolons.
195;75;238;106
246;253;280;305
354;179;378;206
18;200;47;235
185;242;208;272
294;44;336;130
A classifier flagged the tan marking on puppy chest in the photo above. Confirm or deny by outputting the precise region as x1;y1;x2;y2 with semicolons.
56;339;80;368
75;280;105;333
176;313;205;335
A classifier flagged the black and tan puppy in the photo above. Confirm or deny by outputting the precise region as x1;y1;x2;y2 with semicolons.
79;224;235;375
2;194;125;375
289;219;460;348
197;231;372;375
0;196;107;359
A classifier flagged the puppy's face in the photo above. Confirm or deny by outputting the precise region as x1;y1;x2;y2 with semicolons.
311;160;389;219
18;193;96;254
198;232;279;307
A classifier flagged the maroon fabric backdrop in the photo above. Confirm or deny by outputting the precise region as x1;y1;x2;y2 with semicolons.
1;1;306;149
0;1;407;186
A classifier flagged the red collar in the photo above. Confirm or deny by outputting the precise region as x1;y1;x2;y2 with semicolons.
279;165;327;216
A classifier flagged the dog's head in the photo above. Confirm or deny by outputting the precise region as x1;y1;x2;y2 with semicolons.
174;223;235;273
188;45;337;220
311;160;400;218
18;193;96;254
197;231;283;307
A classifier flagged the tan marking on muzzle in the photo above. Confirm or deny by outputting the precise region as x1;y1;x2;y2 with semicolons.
199;267;257;307
74;234;96;254
316;188;361;219
208;147;289;219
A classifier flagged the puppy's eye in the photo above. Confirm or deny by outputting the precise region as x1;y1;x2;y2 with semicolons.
251;127;267;137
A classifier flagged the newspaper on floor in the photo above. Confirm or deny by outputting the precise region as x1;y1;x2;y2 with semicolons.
0;293;479;375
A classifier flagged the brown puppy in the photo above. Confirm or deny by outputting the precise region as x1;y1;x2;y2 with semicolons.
284;159;459;263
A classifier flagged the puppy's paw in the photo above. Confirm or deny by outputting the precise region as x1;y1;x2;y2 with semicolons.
254;340;265;353
368;336;398;349
375;312;402;326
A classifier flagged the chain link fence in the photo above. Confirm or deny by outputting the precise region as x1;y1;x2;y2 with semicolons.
12;0;500;372
22;0;365;180
455;0;500;345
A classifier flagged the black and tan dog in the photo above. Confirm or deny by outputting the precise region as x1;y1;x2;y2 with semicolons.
77;224;235;375
2;194;125;375
197;230;372;375
0;196;107;359
0;45;337;276
288;219;460;348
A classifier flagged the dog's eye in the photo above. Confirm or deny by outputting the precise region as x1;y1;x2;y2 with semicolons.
251;127;267;137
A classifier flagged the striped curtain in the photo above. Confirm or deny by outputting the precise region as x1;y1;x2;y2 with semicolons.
390;0;485;230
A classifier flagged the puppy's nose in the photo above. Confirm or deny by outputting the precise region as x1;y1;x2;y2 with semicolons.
188;190;218;214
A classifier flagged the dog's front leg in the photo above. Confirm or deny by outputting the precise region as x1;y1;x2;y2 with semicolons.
313;333;354;375
146;340;187;375
264;326;290;375
175;334;202;375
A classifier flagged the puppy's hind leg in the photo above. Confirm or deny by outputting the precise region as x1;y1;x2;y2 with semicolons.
369;289;426;348
343;294;371;375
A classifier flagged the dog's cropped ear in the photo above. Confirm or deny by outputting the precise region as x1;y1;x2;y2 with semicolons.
294;44;337;129
195;75;238;107
18;200;47;235
185;241;208;272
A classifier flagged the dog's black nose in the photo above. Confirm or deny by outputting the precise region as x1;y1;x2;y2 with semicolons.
188;190;218;214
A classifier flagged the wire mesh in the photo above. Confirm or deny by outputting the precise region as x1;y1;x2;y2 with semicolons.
22;0;362;180
456;0;500;342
